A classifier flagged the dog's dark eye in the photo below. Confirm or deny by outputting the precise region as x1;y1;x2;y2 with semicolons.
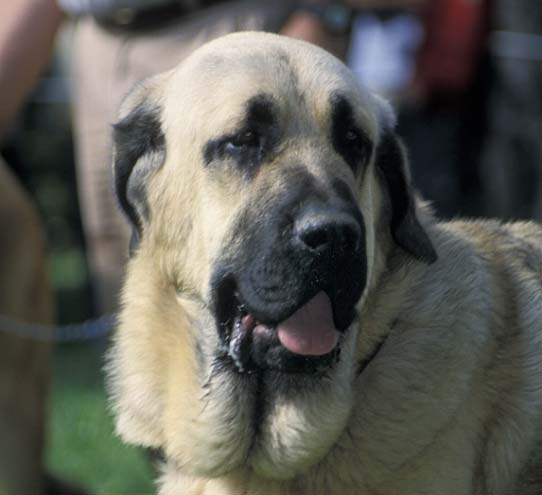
345;128;363;149
343;126;371;165
225;130;260;152
330;94;373;172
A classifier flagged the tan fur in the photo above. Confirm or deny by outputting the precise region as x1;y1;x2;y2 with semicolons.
108;33;542;495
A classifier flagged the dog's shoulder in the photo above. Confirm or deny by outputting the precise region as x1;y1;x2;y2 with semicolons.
394;216;542;359
428;218;541;288
440;219;542;308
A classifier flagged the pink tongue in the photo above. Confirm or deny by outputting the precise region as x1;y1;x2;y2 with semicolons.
275;292;338;356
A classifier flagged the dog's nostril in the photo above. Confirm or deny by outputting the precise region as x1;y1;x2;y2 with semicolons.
297;220;360;253
299;225;333;251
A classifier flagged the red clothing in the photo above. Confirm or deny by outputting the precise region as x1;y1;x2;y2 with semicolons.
415;0;488;97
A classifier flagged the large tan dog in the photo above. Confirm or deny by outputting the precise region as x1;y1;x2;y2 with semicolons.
107;33;542;495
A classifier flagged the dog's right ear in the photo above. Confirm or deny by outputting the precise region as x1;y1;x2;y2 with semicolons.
374;125;437;264
112;81;166;254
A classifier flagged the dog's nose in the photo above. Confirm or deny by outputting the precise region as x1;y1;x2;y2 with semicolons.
294;208;361;255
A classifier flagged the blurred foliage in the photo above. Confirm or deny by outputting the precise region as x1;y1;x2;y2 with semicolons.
46;341;154;494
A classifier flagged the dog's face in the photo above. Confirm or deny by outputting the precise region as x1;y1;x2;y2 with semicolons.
109;33;436;481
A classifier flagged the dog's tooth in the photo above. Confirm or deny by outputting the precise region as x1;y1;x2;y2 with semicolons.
228;316;252;373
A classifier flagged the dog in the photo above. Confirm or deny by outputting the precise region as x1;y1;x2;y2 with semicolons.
107;32;542;495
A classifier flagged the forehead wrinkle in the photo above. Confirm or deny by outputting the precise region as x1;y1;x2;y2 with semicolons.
200;66;301;134
168;40;379;146
197;47;300;89
290;54;378;140
206;47;304;95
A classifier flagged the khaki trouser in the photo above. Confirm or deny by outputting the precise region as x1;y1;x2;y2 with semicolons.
72;1;291;313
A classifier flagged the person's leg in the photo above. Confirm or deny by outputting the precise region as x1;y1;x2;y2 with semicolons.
0;160;52;495
72;20;130;314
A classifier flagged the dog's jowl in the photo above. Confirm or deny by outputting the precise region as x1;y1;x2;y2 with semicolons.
107;32;542;495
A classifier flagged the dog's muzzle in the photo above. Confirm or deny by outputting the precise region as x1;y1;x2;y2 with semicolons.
211;195;367;374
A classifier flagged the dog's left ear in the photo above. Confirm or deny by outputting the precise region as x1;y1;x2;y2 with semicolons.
374;124;437;264
112;81;166;254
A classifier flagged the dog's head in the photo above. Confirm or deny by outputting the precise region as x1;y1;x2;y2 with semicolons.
108;32;436;482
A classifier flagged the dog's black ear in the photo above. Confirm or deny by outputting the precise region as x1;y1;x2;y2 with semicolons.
375;130;437;264
113;100;166;254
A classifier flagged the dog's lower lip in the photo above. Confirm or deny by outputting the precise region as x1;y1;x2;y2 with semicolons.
225;291;340;371
241;313;257;332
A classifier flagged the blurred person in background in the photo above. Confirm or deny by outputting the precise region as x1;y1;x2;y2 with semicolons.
350;0;489;218
348;0;428;100
480;0;542;222
0;164;53;495
0;2;60;494
405;0;541;221
403;0;490;218
349;0;541;222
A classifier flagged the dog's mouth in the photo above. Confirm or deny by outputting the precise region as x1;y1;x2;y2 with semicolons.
231;291;339;368
214;277;344;373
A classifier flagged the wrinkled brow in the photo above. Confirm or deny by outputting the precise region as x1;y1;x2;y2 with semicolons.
202;93;279;169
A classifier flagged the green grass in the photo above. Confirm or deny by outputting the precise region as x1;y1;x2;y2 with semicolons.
45;341;155;495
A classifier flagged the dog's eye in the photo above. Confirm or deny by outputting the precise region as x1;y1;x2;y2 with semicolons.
343;127;371;164
345;128;362;148
225;130;260;152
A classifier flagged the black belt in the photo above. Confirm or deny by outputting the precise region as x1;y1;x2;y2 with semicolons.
97;1;229;32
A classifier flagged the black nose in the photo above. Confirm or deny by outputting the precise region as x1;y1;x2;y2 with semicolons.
294;208;361;255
